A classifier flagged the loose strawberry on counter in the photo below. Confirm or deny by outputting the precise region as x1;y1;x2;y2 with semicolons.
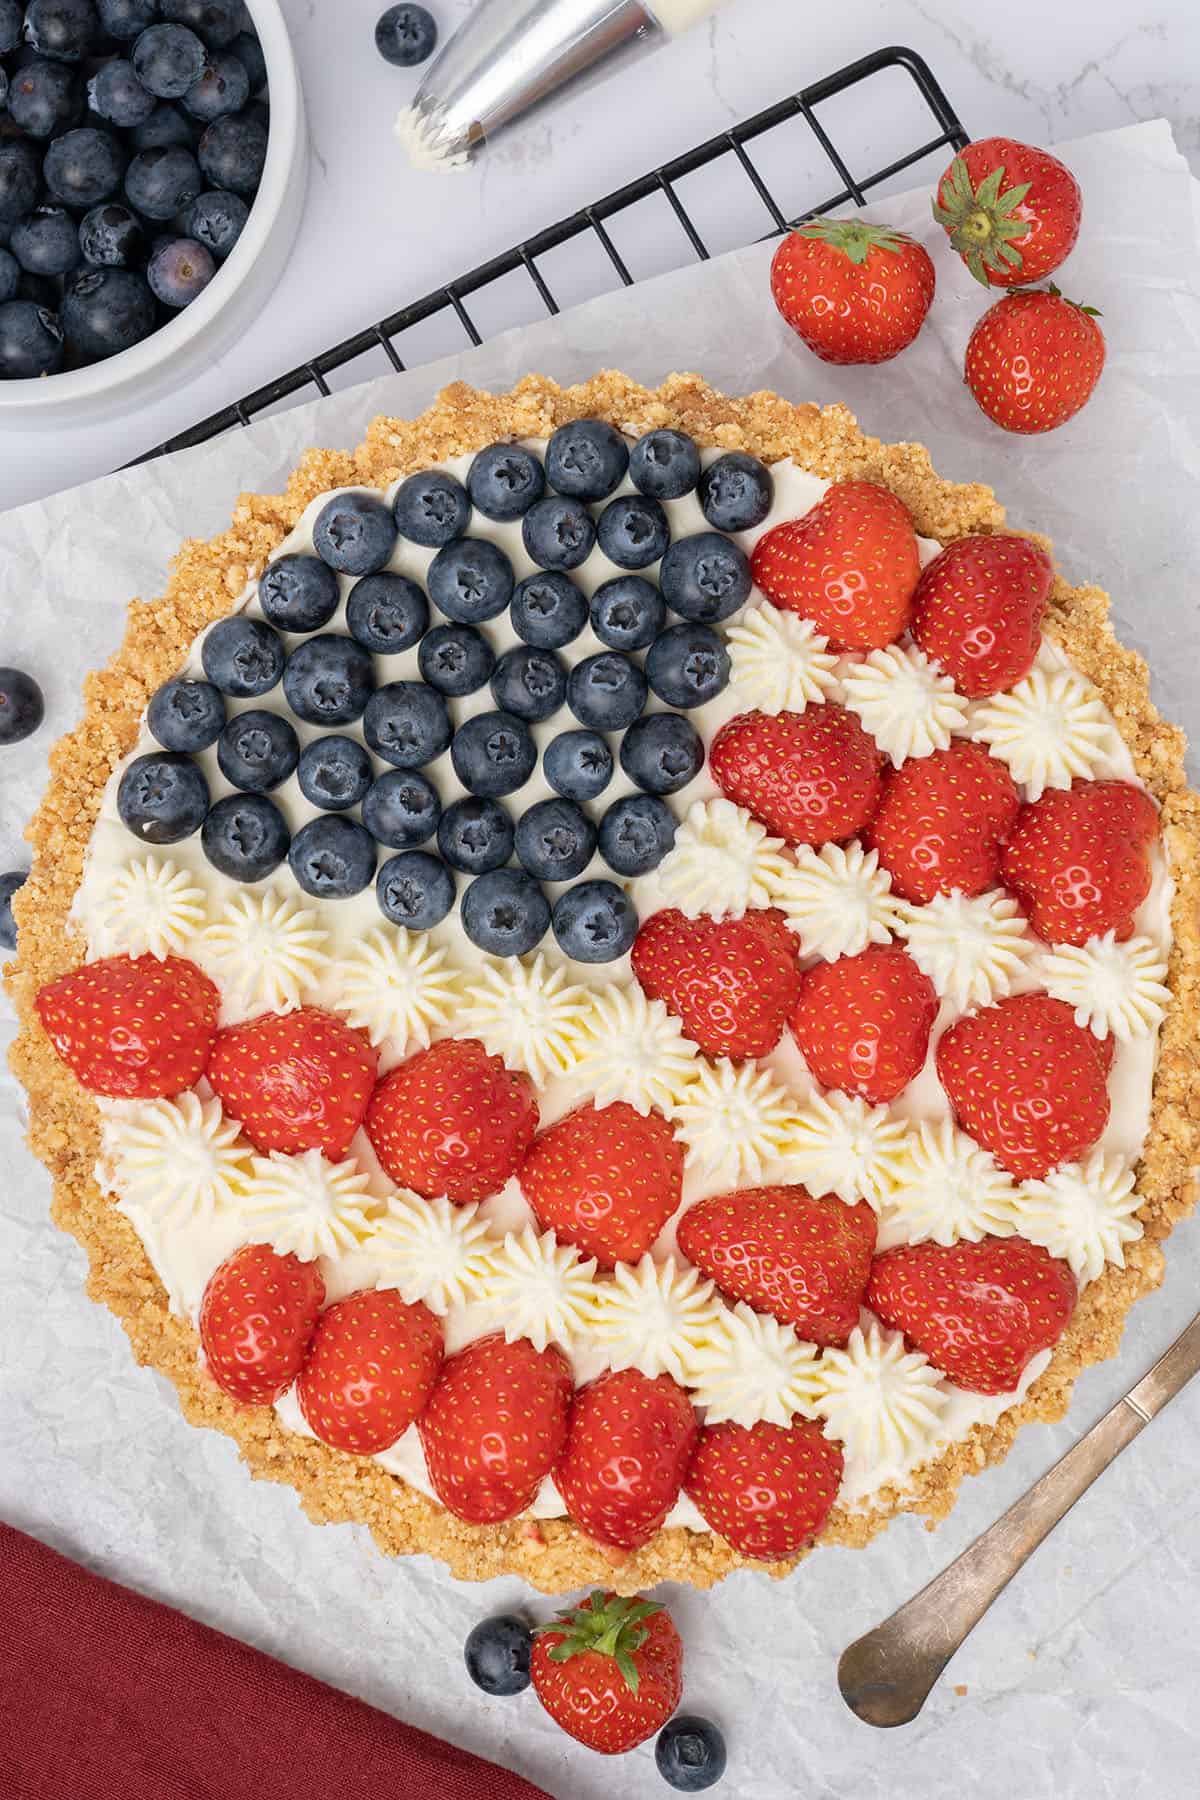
207;1006;378;1160
910;534;1053;697
751;481;921;651
1001;779;1159;944
770;218;935;364
933;139;1082;287
36;953;218;1098
555;1368;698;1552
366;1035;538;1204
684;1417;845;1560
531;1592;683;1755
418;1334;572;1523
520;1100;683;1269
867;1236;1078;1394
966;287;1105;434
709;706;883;847
297;1288;443;1455
630;906;801;1060
789;943;938;1105
199;1244;325;1407
865;738;1021;904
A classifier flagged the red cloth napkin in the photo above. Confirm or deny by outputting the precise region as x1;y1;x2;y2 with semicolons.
1;1522;553;1800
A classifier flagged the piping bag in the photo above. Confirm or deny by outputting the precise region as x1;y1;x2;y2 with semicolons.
395;0;730;172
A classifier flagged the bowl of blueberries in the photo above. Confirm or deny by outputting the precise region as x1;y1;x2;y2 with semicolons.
0;0;306;416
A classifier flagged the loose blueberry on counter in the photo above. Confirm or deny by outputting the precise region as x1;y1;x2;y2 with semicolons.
464;1615;533;1698
79;202;145;267
131;22;208;98
0;143;41;242
258;553;341;633
0;870;27;953
45;126;128;207
132;101;197;149
427;536;515;624
313;491;397;578
201;615;284;697
646;622;730;708
437;796;514;874
9;58;83;138
118;749;209;843
545;418;628;501
123;142;200;216
621;711;704;796
392;469;472;548
510;572;588;650
233;29;267;93
376;849;454;929
147;235;214;306
596;494;670;571
363;680;452;768
516;797;596;882
490;645;566;724
374;2;437;66
451;709;536;799
543;729;612;803
418;623;494;698
461;868;550;957
698;450;774;533
0;255;16;307
98;0;160;39
296;735;373;811
363;768;441;848
598;793;676;875
10;207;81;278
552;879;637;963
521;494;595;573
183;49;249;122
660;531;752;624
466;442;545;522
182;187;248;259
656;1716;727;1793
282;635;375;727
629;428;700;501
0;301;65;377
289;814;376;899
161;0;241;47
203;790;290;880
590;575;664;652
0;0;22;50
61;267;156;357
147;676;226;752
346;571;428;655
197;108;268;194
0;668;45;744
89;57;157;128
567;651;646;732
216;708;299;792
24;0;98;60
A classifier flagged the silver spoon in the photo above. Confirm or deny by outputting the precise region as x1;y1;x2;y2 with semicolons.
839;1310;1200;1728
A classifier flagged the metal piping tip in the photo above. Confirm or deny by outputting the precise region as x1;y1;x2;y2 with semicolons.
393;102;474;174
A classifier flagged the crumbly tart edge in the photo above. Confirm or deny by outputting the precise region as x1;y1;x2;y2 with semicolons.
8;370;1200;1598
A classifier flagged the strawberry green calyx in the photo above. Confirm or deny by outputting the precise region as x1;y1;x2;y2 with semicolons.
791;217;916;266
537;1592;663;1694
1010;283;1103;318
933;156;1033;285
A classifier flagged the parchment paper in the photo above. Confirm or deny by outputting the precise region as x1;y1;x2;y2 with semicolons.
4;121;1200;1800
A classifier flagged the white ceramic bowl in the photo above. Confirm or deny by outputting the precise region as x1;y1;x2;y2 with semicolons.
0;0;308;425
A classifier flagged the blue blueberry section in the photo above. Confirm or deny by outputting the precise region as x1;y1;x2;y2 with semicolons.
131;102;197;149
98;0;159;39
589;575;664;652
543;729;612;803
451;710;536;798
545;419;628;501
375;2;437;65
45;127;127;206
0;870;26;952
464;1616;532;1698
0;254;15;305
0;0;18;50
60;267;155;357
438;797;514;875
489;646;566;723
79;202;144;267
216;708;299;792
598;794;676;875
161;0;241;47
89;58;156;128
183;49;249;123
147;677;225;752
148;236;214;307
202;792;289;880
362;769;441;848
124;142;200;216
418;624;494;697
376;849;454;929
364;681;452;768
461;869;549;957
0;668;44;744
297;735;373;812
552;880;637;962
427;537;514;623
510;572;587;650
289;815;376;899
258;554;341;632
655;1717;727;1793
515;798;596;882
182;188;248;259
392;470;471;548
596;494;669;570
282;635;375;727
522;495;595;573
25;0;97;60
118;750;208;843
567;652;646;731
347;572;430;654
0;301;64;376
197;109;267;195
201;616;284;697
9;58;82;138
629;428;700;501
698;451;774;533
660;531;752;624
313;492;397;577
132;23;208;96
466;442;544;522
11;207;81;277
620;712;704;795
645;622;730;708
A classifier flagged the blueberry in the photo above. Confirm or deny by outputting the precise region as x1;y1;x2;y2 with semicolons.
346;572;428;654
590;575;664;652
124;143;201;218
516;797;596;882
623;712;703;795
510;572;587;650
655;1716;727;1793
131;100;196;149
646;622;730;708
451;709;536;799
598;793;676;875
283;635;375;727
543;729;613;803
545;418;628;501
629;428;700;501
161;0;239;45
418;623;494;697
202;791;288;880
522;495;595;573
45;127;127;207
567;652;646;731
0;870;27;952
23;0;99;61
662;531;753;624
232;28;266;92
0;301;64;376
313;491;397;578
181;187;248;258
0;668;45;744
463;1616;532;1698
0;0;21;51
461;869;549;957
61;267;155;357
197;108;267;195
700;447;776;532
184;48;249;121
16;273;60;311
551;880;637;963
427;536;514;624
79;202;144;267
148;235;215;305
0;253;19;305
0;143;41;240
363;681;452;768
201;616;284;697
374;2;437;65
217;707;299;792
392;470;471;548
118;750;208;843
147;676;225;751
596;494;670;570
98;0;161;39
466;442;545;522
296;734;373;811
437;796;513;875
363;769;440;848
490;646;566;723
289;814;375;899
258;554;340;632
11;208;80;278
8;57;82;137
89;58;156;126
376;849;454;929
132;21;208;96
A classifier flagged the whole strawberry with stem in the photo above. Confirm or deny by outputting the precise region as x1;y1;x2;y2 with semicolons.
934;138;1082;287
771;217;936;364
531;1591;683;1755
966;286;1105;434
631;906;801;1060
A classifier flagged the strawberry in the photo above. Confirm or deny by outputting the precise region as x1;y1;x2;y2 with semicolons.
297;1287;443;1454
418;1333;572;1523
770;217;935;364
199;1244;325;1407
555;1369;698;1551
631;906;801;1059
936;991;1111;1179
531;1592;683;1755
867;1235;1077;1394
520;1101;683;1269
750;482;921;652
1000;779;1159;945
677;1184;875;1346
933;139;1082;288
709;706;882;847
684;1418;844;1560
864;737;1020;903
789;944;937;1105
207;1005;377;1160
910;534;1052;698
36;952;218;1098
366;1036;537;1205
965;287;1105;435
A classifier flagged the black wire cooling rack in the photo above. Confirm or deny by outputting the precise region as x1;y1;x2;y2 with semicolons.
137;43;968;462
